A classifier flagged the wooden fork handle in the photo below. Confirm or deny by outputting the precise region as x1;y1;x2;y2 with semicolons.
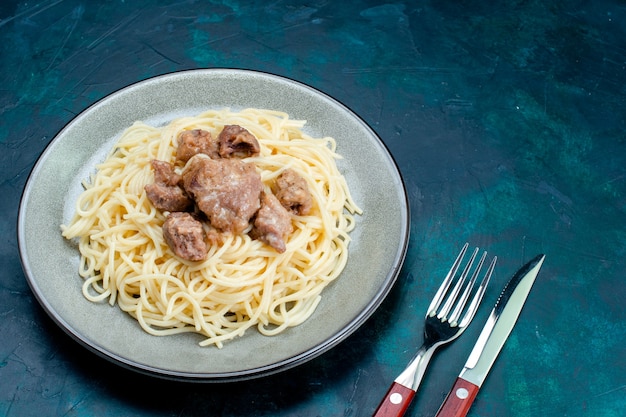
372;382;416;417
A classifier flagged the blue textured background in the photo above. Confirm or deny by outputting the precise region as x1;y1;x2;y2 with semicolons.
1;1;625;416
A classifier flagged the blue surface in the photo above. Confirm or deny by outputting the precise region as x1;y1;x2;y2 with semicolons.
1;1;625;416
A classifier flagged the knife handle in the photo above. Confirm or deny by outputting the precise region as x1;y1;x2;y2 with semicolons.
435;377;480;417
372;382;416;417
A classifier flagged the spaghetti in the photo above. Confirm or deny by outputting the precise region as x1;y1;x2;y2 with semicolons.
61;108;361;348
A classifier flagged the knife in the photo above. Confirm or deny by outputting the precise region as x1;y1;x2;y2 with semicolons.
434;254;545;417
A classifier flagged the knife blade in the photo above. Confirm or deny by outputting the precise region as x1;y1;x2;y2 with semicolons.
434;254;545;417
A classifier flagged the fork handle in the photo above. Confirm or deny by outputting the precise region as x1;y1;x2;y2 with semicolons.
372;382;416;417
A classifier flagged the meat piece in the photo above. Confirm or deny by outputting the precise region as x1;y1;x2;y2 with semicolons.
204;224;223;247
162;212;208;261
275;169;313;215
151;159;183;186
145;183;192;212
145;160;193;212
251;191;293;253
182;155;262;234
218;125;261;158
176;129;220;163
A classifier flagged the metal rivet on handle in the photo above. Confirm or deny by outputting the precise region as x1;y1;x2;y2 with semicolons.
390;393;403;404
455;388;469;399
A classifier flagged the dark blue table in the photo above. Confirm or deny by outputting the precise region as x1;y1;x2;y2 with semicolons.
2;1;625;416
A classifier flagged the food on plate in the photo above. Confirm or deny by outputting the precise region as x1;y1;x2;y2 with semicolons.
61;108;361;348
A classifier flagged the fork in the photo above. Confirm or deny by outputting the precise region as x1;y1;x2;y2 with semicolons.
373;243;497;417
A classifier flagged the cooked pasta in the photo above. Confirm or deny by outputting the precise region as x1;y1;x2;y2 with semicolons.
61;108;361;348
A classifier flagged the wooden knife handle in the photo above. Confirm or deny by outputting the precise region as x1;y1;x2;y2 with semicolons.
434;377;480;417
372;382;416;417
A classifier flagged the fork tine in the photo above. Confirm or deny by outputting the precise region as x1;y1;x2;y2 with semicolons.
458;255;497;328
427;243;469;316
438;247;479;320
448;251;487;325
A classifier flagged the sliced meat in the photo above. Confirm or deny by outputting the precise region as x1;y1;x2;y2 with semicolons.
218;125;261;158
251;191;293;253
145;160;193;212
182;155;262;234
275;168;313;215
176;129;220;163
162;212;208;261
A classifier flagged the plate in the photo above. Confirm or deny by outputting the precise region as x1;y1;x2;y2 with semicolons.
18;69;409;381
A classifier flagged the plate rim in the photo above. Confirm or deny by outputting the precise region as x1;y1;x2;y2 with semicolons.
17;68;410;381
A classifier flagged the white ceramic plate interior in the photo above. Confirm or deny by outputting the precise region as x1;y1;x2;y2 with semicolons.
18;69;409;381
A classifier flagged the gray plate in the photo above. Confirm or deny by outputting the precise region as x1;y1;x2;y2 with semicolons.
18;69;409;381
